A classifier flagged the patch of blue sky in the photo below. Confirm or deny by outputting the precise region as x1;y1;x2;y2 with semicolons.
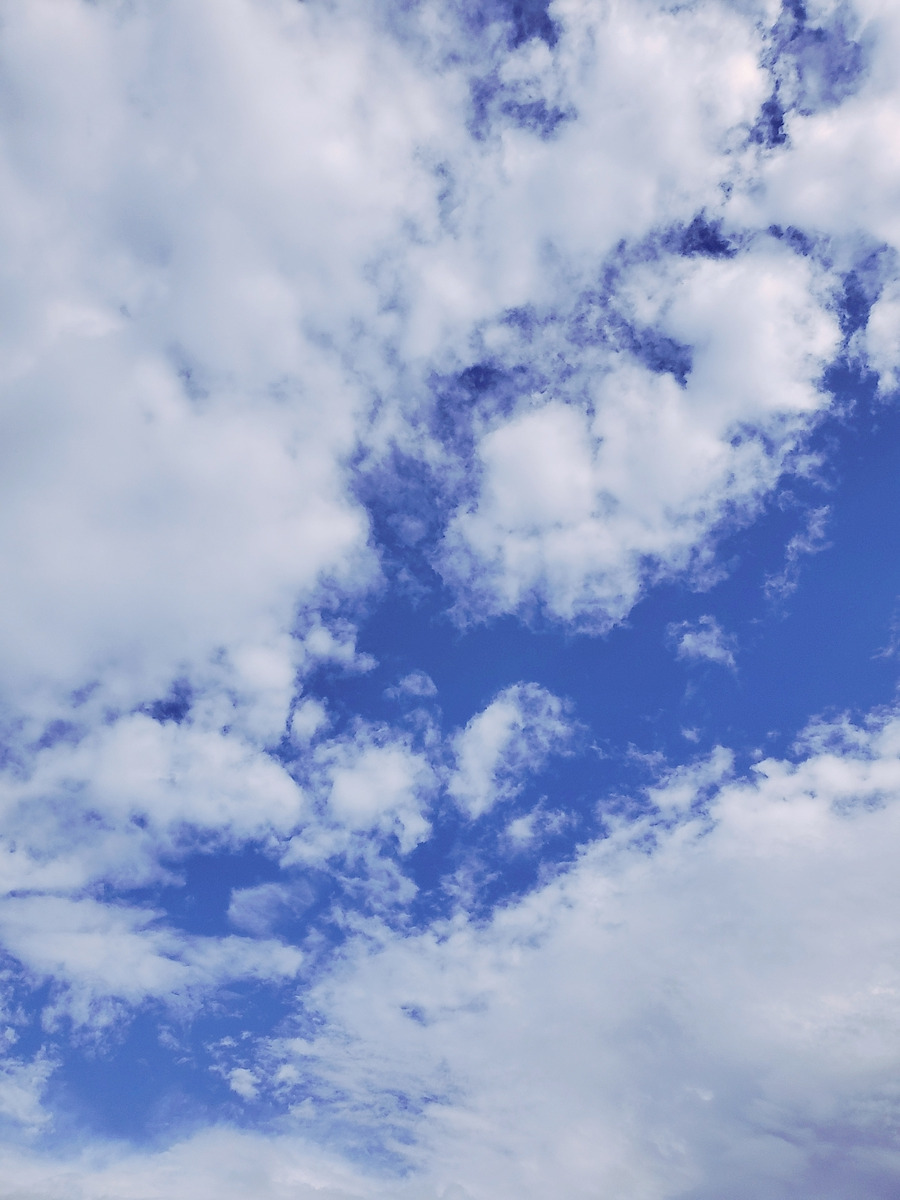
767;0;871;115
454;0;559;48
468;74;574;142
747;0;871;148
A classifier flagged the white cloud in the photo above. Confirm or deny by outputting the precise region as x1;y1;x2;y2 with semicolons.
0;715;308;896
504;803;570;848
448;684;572;818
0;0;867;726
728;0;900;399
393;0;771;361
733;0;900;247
0;1053;55;1133
387;672;439;700
291;699;331;744
323;740;434;855
0;896;302;1023
228;882;312;938
0;0;854;723
765;506;831;601
227;1067;260;1101
276;728;441;865
442;246;840;627
864;278;900;395
0;1128;373;1200
236;710;900;1200
668;616;738;669
0;0;457;729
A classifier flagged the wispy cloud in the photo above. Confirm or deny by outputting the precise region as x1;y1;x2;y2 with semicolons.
765;506;831;601
667;615;737;669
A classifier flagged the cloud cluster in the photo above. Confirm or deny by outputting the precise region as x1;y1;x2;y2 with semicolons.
0;680;569;1034
439;238;841;626
224;709;900;1200
0;0;877;718
9;705;900;1197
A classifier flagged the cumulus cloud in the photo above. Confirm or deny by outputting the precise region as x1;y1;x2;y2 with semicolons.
0;0;453;730
319;739;435;855
668;616;738;669
863;278;900;395
0;714;309;898
442;245;841;627
0;896;302;1025
734;0;899;246
386;672;439;700
447;684;572;818
0;1053;55;1133
229;710;900;1200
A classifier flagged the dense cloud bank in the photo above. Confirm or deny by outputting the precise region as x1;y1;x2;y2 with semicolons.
1;0;900;1196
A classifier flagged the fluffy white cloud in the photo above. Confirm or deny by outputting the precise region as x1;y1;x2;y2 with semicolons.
0;1128;372;1200
0;1053;55;1133
318;738;436;855
736;0;900;247
443;245;840;626
448;684;572;818
0;682;571;1024
0;715;308;896
864;278;900;395
392;0;771;361
0;0;461;725
669;616;737;668
730;0;900;401
17;710;884;1197
0;896;301;1024
0;0;856;710
234;709;900;1200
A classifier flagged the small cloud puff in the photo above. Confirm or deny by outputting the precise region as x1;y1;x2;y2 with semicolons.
447;683;572;818
291;698;330;743
385;671;438;700
667;615;737;669
504;803;571;848
0;1053;56;1132
228;882;314;939
764;506;830;601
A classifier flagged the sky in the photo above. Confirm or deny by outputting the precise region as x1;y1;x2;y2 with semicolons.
2;0;900;1196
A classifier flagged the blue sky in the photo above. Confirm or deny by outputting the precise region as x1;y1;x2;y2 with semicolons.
2;0;900;1196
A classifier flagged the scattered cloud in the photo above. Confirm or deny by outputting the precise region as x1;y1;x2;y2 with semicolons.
447;684;573;818
765;506;831;601
442;248;840;628
668;615;738;669
386;672;439;700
